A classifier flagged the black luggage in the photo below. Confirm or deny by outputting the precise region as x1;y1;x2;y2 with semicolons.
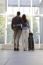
28;32;34;50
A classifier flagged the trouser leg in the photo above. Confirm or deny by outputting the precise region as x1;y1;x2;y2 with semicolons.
22;30;28;51
16;30;22;50
14;30;18;50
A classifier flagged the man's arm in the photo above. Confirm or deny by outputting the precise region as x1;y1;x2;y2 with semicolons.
11;18;14;30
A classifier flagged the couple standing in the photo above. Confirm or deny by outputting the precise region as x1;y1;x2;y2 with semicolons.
11;11;30;51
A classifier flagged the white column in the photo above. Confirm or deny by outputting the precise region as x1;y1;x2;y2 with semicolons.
5;14;7;44
18;0;20;10
5;0;8;44
38;19;40;49
18;0;20;7
30;0;33;33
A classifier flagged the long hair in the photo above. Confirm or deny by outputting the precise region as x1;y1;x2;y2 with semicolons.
22;14;27;23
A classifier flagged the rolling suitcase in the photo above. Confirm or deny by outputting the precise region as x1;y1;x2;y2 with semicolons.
28;32;34;50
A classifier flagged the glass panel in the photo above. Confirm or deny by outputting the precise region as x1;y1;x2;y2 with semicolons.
7;16;13;44
7;7;21;16
32;0;41;7
40;16;43;43
0;0;7;13
32;7;39;16
39;0;43;14
33;17;39;33
7;7;31;16
33;17;40;44
20;0;31;7
32;0;43;15
34;34;40;44
39;0;43;7
39;7;43;14
0;16;5;44
8;0;18;7
19;7;31;16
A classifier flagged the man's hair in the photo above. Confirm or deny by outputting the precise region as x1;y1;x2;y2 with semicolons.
17;11;20;16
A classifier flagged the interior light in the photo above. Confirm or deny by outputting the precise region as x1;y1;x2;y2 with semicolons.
40;0;42;3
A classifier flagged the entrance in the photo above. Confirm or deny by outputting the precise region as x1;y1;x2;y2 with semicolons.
7;7;40;49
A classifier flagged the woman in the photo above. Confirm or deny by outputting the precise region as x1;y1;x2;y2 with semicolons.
22;14;30;51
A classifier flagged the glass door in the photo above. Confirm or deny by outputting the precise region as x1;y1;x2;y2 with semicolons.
0;0;41;50
33;17;40;49
7;0;40;49
0;15;5;44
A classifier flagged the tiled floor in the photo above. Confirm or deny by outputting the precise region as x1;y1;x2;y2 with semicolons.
0;50;43;65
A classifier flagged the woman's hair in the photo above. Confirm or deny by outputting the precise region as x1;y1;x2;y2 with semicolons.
22;14;27;22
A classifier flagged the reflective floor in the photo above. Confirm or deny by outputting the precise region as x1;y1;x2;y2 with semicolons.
0;50;43;65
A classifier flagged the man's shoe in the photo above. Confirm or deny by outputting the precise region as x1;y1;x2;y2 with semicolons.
16;48;19;51
14;48;17;51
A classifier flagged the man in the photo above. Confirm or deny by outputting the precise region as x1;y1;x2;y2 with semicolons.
11;11;22;51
